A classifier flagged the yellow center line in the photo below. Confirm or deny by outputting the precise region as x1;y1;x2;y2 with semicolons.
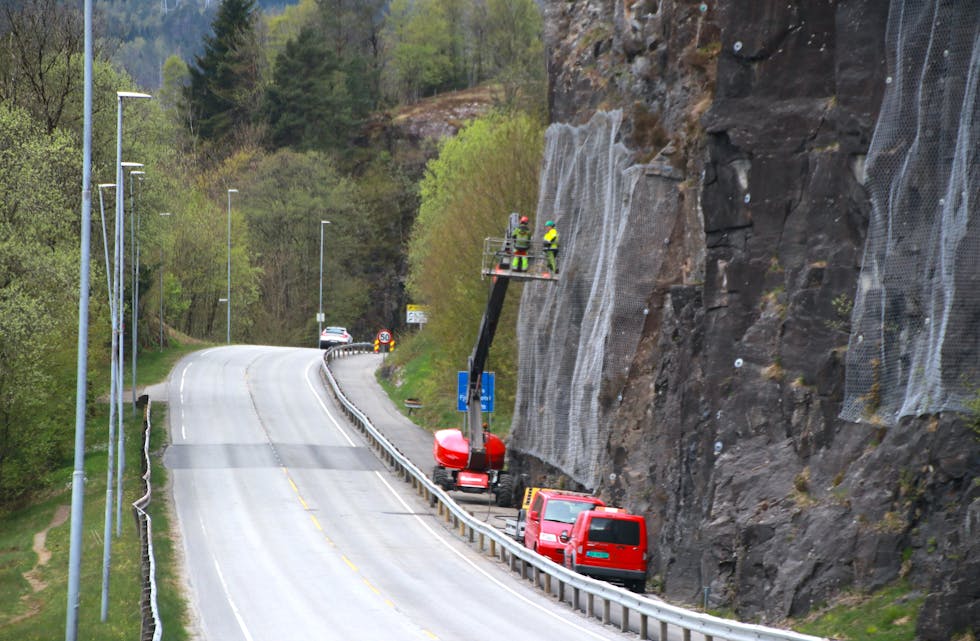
280;465;439;638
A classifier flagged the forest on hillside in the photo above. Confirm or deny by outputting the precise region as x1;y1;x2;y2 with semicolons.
0;0;546;507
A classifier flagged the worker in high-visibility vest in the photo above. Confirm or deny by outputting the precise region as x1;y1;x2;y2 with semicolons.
510;216;531;272
542;219;559;274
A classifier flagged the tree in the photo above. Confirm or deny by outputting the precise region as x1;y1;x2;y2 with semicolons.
243;149;366;344
406;111;544;425
160;54;189;115
384;0;454;102
0;103;88;504
485;0;545;109
0;0;108;135
183;0;264;150
264;26;372;152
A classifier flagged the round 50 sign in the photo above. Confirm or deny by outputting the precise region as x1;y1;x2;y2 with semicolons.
376;329;393;344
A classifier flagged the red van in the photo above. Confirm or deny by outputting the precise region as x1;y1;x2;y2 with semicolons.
522;489;605;563
561;506;648;592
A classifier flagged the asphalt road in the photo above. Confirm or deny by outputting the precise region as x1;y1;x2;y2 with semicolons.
162;345;628;641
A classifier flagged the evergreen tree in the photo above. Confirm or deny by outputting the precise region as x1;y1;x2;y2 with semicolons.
264;26;372;152
183;0;262;148
315;0;385;110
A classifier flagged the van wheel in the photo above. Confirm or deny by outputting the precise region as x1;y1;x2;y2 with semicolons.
494;472;514;507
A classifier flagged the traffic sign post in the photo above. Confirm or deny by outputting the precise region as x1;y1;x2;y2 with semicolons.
457;371;495;412
375;329;394;353
406;304;429;325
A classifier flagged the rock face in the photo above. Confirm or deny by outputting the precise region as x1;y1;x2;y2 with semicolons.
509;1;980;639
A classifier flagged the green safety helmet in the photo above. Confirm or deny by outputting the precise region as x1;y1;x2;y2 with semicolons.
545;220;555;227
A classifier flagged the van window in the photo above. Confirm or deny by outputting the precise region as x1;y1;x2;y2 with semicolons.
588;517;640;545
544;499;595;524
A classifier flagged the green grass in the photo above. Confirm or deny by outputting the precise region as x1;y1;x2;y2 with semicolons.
793;581;924;641
377;330;513;436
0;339;198;640
377;330;461;431
135;337;205;389
0;406;144;639
144;403;190;641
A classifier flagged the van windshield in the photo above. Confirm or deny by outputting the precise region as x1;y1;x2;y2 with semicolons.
543;499;595;524
588;517;640;545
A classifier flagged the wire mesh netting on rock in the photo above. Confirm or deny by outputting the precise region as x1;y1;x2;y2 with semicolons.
510;110;682;488
842;1;980;424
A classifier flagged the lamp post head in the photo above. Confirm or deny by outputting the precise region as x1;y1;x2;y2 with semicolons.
130;170;145;176
98;183;116;190
117;91;153;100
228;188;238;194
159;212;172;217
121;162;144;169
321;220;331;225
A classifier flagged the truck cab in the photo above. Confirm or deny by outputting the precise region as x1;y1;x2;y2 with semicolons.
560;506;648;592
522;489;605;564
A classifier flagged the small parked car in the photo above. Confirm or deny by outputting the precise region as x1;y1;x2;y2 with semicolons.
319;326;352;349
561;506;648;592
522;488;606;564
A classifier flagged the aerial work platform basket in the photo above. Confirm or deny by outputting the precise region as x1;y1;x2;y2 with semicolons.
480;237;559;282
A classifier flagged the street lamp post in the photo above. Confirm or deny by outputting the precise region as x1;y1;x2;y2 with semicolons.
65;3;93;636
226;189;237;345
318;220;331;339
95;179;121;624
129;168;145;416
115;161;141;542
102;90;150;622
159;213;172;351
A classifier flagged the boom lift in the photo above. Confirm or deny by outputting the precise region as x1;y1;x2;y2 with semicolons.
432;214;558;507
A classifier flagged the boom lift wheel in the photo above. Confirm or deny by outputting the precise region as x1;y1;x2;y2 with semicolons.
494;472;515;507
432;465;453;491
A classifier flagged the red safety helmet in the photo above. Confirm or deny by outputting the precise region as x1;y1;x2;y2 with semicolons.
520;216;529;224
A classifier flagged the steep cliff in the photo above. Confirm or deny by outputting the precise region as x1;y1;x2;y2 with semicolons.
508;2;979;639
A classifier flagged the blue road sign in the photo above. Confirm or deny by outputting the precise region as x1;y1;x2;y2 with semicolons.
457;371;495;412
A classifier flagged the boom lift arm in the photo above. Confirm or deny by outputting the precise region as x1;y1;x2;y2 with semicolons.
465;275;509;470
431;213;558;507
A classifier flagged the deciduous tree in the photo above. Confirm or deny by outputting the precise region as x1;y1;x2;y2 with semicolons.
0;0;108;134
0;104;88;504
407;111;543;424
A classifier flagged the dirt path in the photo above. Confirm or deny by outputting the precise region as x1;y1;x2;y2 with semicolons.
23;504;70;592
5;504;71;626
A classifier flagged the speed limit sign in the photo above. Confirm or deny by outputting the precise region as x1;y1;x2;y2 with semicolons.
376;329;392;344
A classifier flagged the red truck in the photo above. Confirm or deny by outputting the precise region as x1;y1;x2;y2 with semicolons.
561;506;648;592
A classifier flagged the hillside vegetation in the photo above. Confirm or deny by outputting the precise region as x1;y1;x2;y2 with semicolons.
0;0;545;508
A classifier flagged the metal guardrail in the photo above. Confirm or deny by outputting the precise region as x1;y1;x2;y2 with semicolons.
133;400;162;641
322;345;827;641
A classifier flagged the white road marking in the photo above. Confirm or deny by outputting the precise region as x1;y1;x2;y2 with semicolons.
199;515;255;641
304;360;356;446
373;471;614;640
179;362;191;440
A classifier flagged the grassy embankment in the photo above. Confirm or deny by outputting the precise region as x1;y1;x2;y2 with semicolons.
791;581;926;641
0;337;200;640
376;329;514;437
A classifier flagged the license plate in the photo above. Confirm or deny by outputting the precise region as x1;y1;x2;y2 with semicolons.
585;550;610;559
